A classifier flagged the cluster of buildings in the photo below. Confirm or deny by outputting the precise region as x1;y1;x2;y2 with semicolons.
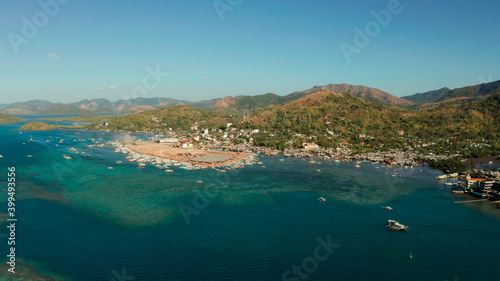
464;177;500;201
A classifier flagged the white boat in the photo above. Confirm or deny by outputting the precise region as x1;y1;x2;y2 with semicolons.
0;155;3;158
318;197;326;203
165;169;173;173
380;206;393;211
386;220;409;231
436;175;447;180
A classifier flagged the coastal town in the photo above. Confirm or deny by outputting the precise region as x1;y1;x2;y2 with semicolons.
86;118;500;210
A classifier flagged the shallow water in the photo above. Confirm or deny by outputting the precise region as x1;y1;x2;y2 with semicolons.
0;118;499;281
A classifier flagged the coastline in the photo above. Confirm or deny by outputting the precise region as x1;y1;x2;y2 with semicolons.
123;142;256;169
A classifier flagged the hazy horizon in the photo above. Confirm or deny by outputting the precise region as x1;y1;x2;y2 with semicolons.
1;79;497;105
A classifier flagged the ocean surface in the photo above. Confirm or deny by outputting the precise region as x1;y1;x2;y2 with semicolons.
1;116;499;281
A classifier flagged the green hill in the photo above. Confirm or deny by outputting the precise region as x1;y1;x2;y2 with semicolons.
437;80;500;102
248;91;409;138
20;122;57;131
209;93;309;115
413;92;500;139
101;105;240;132
402;87;451;104
247;90;500;142
0;113;25;124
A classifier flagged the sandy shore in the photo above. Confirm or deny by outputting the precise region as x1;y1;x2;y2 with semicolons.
124;142;253;168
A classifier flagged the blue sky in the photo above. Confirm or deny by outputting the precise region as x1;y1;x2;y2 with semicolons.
1;0;499;104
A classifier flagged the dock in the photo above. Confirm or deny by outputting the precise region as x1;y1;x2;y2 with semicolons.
453;199;489;204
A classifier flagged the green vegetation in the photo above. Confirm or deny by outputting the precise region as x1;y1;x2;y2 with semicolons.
38;114;121;124
0;113;25;124
211;93;310;115
20;122;58;131
20;122;85;131
437;80;500;102
411;93;500;139
248;92;410;139
0;258;68;280
98;105;240;133
87;91;500;166
402;87;451;104
423;157;467;173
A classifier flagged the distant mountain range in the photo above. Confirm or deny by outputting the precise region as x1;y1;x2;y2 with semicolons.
101;88;500;142
2;80;500;116
0;113;25;124
0;83;415;116
401;80;500;105
401;87;451;104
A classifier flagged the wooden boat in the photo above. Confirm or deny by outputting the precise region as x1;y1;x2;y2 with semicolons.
386;220;409;231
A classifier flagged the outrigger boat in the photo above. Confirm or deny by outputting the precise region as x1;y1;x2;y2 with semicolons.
386;220;409;231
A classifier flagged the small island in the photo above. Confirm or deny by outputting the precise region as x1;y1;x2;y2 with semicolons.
19;121;86;131
0;213;8;227
0;113;25;125
0;258;68;280
20;122;58;131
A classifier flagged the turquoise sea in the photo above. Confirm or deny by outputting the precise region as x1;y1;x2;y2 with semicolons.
1;117;499;281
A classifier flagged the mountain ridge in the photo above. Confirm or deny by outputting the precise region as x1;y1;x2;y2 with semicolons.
402;80;500;105
4;81;496;115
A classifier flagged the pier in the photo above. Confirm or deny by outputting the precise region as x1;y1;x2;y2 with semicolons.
453;199;489;204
